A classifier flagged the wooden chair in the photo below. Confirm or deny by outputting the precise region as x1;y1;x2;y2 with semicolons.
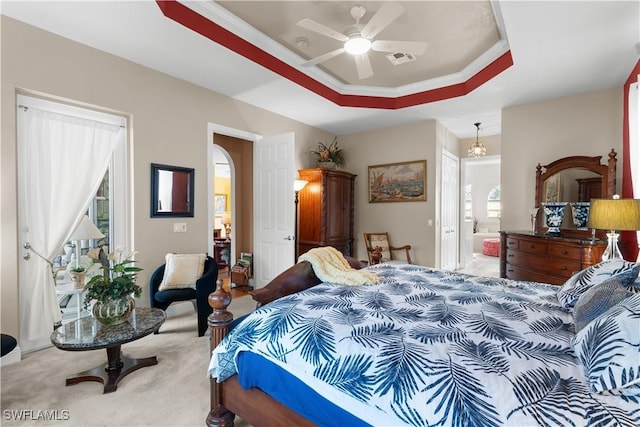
363;232;412;265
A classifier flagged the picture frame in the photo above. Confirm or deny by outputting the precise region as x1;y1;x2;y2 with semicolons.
368;160;427;203
544;173;561;202
214;194;227;215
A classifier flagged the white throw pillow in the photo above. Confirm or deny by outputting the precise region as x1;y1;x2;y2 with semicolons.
158;253;206;291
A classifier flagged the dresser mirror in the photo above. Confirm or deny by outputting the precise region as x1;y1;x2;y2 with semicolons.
534;149;617;238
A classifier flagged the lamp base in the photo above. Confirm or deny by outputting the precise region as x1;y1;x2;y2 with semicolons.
602;232;624;261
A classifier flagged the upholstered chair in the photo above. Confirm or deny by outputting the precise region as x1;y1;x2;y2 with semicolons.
149;256;218;337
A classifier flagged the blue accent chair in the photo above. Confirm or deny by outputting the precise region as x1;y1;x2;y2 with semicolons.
149;256;218;337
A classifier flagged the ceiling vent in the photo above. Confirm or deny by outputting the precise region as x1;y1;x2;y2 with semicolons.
385;52;416;66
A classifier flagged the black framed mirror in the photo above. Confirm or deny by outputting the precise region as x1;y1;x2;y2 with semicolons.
151;163;194;217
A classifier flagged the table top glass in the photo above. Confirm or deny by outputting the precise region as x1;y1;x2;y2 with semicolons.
51;307;166;351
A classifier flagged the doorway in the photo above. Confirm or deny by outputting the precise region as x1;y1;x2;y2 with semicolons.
17;94;128;352
212;145;232;274
208;125;297;289
459;155;501;273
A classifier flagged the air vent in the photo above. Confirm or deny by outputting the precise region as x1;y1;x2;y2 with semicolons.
385;52;416;65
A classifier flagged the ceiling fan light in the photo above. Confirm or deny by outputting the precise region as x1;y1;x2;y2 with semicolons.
344;37;371;55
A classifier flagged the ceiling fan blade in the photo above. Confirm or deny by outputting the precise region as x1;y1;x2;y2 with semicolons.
354;53;374;80
297;18;349;42
361;2;405;39
302;48;346;66
371;40;428;56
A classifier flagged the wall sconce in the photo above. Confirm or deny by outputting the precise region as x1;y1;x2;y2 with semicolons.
294;179;309;260
222;212;232;241
588;195;640;260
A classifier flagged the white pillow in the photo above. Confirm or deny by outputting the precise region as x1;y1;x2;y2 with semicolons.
158;253;206;291
556;259;640;311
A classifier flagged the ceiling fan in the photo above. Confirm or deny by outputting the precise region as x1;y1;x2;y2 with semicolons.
297;2;427;80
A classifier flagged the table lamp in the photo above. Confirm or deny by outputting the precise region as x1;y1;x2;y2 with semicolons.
587;195;640;261
222;212;232;240
70;215;105;270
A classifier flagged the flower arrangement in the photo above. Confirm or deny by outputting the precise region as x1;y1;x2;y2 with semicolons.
83;246;142;309
310;137;344;166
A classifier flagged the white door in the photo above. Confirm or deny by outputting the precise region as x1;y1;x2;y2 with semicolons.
254;132;296;288
441;150;459;270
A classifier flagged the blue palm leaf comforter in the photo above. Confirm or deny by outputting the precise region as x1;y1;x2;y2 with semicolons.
209;264;639;426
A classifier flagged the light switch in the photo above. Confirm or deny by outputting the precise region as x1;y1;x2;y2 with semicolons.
173;223;187;232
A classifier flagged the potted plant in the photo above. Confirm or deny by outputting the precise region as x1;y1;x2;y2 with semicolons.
310;137;343;169
83;246;142;326
68;265;87;289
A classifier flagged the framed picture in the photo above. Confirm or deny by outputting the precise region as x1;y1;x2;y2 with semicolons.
544;173;561;202
214;194;227;215
368;160;427;203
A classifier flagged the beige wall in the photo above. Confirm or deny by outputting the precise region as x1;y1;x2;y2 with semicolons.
340;120;442;266
501;88;623;232
1;17;333;339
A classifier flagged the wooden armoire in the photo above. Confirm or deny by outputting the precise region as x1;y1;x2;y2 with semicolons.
297;168;356;257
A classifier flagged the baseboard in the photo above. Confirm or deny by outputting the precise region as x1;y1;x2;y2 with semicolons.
0;346;22;366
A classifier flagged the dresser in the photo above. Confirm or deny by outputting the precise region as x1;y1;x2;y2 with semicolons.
500;231;607;286
298;168;356;257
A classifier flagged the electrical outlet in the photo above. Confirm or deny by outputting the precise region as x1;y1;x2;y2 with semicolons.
173;223;187;233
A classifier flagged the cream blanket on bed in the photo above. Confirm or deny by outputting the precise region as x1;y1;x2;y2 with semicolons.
298;246;379;286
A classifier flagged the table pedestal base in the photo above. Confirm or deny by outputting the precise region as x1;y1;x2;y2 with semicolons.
65;344;157;393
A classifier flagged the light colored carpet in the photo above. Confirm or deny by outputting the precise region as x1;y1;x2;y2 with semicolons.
0;295;257;427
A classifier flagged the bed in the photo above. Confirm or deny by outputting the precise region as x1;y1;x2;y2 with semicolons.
206;258;640;427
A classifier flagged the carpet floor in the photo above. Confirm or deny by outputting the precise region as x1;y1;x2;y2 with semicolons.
0;295;257;427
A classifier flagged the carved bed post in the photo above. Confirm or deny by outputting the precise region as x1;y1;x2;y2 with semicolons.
206;279;235;427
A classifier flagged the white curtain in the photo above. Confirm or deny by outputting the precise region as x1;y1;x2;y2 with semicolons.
18;107;123;344
629;77;639;247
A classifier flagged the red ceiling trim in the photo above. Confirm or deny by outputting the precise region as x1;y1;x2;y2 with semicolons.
156;0;513;110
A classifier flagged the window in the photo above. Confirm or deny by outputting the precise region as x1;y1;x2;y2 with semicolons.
89;170;110;246
487;184;501;218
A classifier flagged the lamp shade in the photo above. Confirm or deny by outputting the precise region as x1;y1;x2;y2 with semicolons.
294;179;308;192
588;198;640;231
221;212;232;225
70;215;105;240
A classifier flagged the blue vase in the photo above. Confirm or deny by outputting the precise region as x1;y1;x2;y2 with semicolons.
542;202;568;235
570;202;590;229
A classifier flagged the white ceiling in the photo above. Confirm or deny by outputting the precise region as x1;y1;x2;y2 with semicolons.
2;1;638;138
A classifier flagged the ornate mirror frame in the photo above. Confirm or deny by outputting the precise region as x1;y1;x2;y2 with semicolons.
534;149;617;238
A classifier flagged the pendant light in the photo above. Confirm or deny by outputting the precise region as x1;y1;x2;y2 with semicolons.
468;122;487;157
